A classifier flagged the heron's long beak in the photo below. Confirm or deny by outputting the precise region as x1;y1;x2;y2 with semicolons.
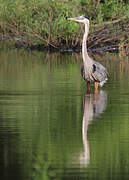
68;17;80;22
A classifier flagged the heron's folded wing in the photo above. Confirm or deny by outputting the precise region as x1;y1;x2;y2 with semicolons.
91;63;108;82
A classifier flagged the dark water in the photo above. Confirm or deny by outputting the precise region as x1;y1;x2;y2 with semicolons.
0;47;129;180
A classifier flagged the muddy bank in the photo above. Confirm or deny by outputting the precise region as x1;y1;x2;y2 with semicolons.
0;35;127;53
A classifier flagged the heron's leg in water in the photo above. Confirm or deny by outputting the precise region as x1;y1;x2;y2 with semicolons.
87;81;91;93
94;82;98;94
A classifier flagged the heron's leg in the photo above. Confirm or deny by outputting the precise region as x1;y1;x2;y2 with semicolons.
87;81;91;93
94;82;98;94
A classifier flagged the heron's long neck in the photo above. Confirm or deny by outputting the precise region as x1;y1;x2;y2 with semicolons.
82;23;90;63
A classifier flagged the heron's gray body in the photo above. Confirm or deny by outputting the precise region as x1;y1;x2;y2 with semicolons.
81;60;108;87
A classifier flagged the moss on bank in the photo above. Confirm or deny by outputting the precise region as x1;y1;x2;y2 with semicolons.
0;0;129;51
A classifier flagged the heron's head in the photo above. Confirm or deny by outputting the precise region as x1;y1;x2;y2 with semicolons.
68;16;89;25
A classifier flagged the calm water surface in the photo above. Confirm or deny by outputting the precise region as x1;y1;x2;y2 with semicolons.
0;47;129;180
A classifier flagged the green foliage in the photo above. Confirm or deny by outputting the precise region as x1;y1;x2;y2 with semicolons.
0;0;128;47
96;0;126;20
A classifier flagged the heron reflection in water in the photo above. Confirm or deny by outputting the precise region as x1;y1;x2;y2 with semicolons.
79;91;107;167
68;16;108;93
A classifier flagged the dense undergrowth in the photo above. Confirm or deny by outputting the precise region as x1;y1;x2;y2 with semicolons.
0;0;129;51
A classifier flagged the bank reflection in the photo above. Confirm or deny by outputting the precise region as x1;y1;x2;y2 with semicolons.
80;91;107;167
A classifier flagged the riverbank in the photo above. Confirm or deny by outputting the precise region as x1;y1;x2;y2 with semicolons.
0;0;128;52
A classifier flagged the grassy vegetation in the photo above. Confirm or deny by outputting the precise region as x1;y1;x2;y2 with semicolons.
0;0;129;50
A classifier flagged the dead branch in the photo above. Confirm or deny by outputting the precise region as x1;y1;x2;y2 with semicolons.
92;16;127;28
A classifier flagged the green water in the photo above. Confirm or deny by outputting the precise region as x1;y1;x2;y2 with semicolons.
0;47;129;180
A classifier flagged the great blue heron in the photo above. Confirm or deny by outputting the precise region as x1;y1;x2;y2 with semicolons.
68;16;108;93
